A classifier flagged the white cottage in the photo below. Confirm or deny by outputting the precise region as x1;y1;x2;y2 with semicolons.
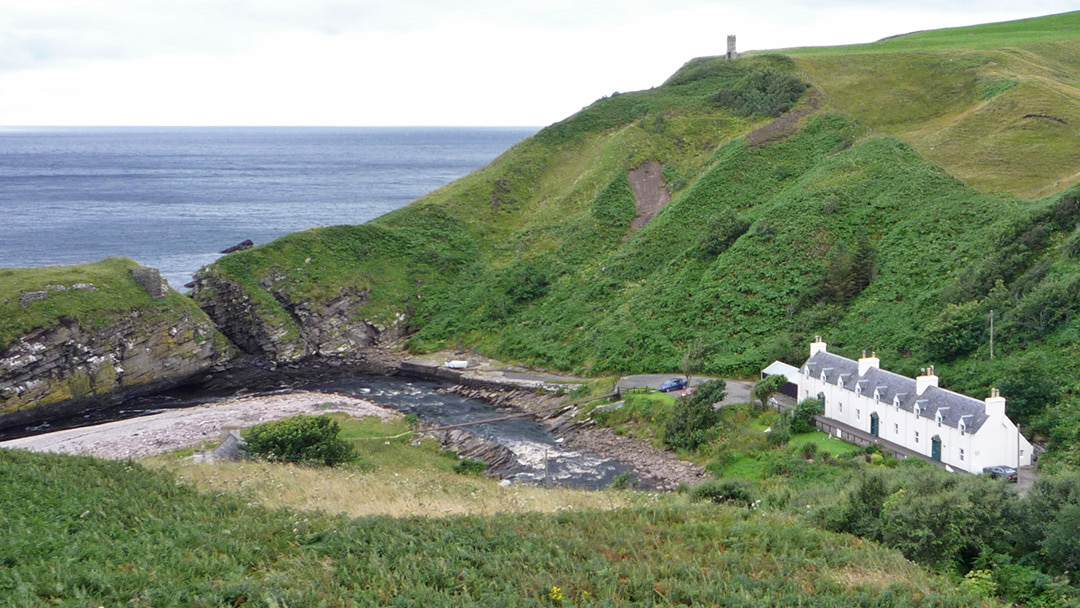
796;337;1032;473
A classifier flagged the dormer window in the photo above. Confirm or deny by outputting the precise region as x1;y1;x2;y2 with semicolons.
855;384;861;396
893;395;901;410
915;399;927;417
936;407;949;427
873;388;881;401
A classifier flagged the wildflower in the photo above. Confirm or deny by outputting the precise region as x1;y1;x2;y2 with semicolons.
550;586;564;602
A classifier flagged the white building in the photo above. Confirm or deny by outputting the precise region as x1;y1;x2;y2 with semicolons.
796;337;1032;473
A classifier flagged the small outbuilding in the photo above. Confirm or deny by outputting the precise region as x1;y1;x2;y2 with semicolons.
761;361;799;399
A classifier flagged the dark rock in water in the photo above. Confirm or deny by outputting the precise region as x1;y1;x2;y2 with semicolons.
219;239;254;254
429;428;519;477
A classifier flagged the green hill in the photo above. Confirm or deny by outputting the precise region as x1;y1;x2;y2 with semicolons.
193;12;1080;463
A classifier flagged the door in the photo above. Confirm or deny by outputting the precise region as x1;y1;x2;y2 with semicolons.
870;412;879;437
931;435;942;461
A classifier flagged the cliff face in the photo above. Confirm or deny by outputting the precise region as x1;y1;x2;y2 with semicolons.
0;310;230;429
190;268;408;364
0;260;235;430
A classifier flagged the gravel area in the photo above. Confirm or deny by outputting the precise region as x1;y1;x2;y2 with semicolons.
0;392;398;460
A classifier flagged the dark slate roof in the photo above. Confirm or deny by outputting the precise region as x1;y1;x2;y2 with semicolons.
802;351;990;433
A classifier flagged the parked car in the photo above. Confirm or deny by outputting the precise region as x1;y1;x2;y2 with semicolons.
982;465;1018;482
659;378;688;392
679;385;697;397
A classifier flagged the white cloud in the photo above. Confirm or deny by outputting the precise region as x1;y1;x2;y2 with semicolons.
0;1;1074;125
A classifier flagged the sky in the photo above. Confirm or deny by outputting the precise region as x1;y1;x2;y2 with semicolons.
1;1;1076;127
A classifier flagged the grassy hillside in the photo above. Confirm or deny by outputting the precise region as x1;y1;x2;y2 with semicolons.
195;12;1080;463
0;447;992;607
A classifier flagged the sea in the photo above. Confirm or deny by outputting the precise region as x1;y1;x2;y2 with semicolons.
0;126;536;289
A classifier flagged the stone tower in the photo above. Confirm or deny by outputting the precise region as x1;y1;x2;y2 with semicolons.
726;35;737;59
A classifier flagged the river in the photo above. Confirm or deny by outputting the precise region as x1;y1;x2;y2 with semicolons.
0;373;634;490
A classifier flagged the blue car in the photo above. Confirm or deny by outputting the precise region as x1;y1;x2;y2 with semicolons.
659;378;688;392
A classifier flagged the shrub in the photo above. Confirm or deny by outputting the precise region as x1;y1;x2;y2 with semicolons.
711;69;808;117
696;209;750;259
924;300;987;360
504;262;550;304
453;458;488;476
690;478;756;506
800;442;819;460
663;380;726;452
607;471;639;490
245;414;354;466
792;398;823;434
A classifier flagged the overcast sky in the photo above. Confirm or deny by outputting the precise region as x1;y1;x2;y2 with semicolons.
1;1;1075;126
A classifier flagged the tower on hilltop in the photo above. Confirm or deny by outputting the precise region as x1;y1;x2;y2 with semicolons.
726;35;737;59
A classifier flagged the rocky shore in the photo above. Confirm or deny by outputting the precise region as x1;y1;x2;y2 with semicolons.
442;385;708;491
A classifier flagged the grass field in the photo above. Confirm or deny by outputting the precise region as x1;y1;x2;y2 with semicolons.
1;440;995;607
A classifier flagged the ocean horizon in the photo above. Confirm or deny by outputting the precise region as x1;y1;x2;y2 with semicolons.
0;126;537;289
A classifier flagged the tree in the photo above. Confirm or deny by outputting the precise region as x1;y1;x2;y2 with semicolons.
681;338;710;386
792;397;824;434
754;374;788;409
663;379;726;452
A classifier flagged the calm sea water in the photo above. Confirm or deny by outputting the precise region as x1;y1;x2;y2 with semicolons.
0;127;535;288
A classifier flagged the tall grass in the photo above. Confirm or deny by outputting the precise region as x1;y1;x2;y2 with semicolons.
0;447;991;606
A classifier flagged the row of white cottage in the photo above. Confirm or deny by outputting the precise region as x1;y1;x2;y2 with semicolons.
786;338;1032;474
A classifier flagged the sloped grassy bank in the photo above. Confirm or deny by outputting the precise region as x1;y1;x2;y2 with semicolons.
0;448;991;607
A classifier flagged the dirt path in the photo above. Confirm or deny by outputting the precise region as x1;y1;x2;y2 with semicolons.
0;392;398;460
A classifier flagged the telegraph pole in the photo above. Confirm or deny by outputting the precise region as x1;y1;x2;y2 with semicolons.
989;310;995;360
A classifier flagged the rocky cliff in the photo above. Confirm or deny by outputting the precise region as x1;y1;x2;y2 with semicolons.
190;265;408;364
0;259;234;430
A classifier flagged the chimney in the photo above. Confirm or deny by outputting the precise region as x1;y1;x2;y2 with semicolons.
810;336;827;357
985;387;1006;418
858;350;880;375
916;365;939;394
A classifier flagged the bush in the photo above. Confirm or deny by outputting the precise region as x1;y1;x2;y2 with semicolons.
696;209;750;259
453;458;488;475
663;380;726;452
924;300;987;361
607;471;639;490
792;398;823;434
711;69;809;117
245;414;354;466
690;478;756;506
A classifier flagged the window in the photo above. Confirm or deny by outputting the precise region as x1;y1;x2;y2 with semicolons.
839;403;843;414
894;423;899;435
959;448;965;461
915;431;920;444
856;409;860;420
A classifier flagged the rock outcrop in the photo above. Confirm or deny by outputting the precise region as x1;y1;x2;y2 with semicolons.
0;308;232;431
190;269;408;364
427;428;520;477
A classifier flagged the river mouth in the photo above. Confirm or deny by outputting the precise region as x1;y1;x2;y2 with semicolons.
2;372;635;490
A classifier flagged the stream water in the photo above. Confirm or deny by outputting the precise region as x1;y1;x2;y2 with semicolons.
1;373;633;489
